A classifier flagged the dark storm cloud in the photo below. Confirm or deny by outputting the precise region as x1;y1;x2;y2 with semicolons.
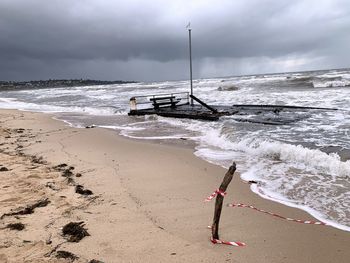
0;0;349;81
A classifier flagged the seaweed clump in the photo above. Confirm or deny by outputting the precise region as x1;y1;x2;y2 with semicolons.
56;250;78;261
75;185;93;196
0;166;9;172
1;198;50;219
6;223;25;231
62;221;90;242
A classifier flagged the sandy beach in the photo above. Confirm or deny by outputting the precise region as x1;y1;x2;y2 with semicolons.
0;109;349;262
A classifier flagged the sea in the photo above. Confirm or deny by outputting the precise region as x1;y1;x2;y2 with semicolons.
1;68;349;231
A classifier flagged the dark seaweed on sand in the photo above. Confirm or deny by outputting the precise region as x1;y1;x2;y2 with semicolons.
53;163;68;170
62;169;74;177
31;155;45;164
0;198;50;219
0;166;9;171
67;177;75;185
53;164;74;173
56;250;79;261
6;223;25;231
62;221;90;242
75;185;93;195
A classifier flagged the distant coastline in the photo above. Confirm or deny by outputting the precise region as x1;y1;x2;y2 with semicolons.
0;79;137;91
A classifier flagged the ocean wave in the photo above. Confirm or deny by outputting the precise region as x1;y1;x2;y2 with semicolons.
0;97;122;116
312;79;350;88
194;134;350;230
1;68;350;231
287;76;313;82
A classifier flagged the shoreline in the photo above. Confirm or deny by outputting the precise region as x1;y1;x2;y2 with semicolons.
53;113;350;232
0;109;349;262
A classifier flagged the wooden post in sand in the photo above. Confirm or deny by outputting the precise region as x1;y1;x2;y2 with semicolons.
212;162;236;240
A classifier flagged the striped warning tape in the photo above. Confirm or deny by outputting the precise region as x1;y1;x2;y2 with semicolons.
210;237;246;247
228;203;326;225
206;190;245;247
205;189;226;202
205;187;326;247
240;181;326;225
207;226;246;247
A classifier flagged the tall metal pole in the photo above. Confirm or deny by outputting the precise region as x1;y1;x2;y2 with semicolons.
188;28;194;106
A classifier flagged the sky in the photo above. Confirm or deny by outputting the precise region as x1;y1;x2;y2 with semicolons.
0;0;349;82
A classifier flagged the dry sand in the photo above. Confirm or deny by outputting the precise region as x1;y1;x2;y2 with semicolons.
0;109;349;263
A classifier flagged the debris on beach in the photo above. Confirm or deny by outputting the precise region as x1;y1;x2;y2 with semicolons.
62;168;74;178
76;173;82;177
0;166;9;171
15;128;25;134
30;155;46;164
0;198;50;219
45;181;59;191
6;222;25;231
53;163;68;170
85;125;96;129
67;177;75;185
62;221;90;242
89;260;105;263
54;164;76;178
75;185;93;196
56;250;79;261
248;180;258;184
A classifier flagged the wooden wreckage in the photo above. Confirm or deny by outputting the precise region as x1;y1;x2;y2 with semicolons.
128;28;337;125
128;92;337;125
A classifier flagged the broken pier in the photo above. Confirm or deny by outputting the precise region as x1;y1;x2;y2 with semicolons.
128;92;337;125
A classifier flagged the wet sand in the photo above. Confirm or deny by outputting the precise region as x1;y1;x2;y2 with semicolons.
0;109;349;262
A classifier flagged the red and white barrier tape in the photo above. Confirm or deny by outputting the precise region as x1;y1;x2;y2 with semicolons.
205;189;226;202
228;203;326;225
206;190;245;247
211;237;246;247
205;184;326;248
207;226;245;247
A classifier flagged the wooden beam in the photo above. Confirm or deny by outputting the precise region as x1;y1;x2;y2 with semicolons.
190;95;218;113
212;162;236;240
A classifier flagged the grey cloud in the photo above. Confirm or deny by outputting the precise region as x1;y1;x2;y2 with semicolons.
0;0;349;81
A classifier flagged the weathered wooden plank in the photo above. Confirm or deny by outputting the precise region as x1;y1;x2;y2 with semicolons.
190;95;218;113
211;162;236;240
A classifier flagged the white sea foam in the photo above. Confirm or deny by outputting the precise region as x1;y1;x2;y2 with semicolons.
0;97;119;116
194;134;350;230
99;125;145;131
249;184;350;232
1;68;350;231
312;79;350;88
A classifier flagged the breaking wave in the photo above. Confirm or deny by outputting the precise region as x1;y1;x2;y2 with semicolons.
1;67;350;231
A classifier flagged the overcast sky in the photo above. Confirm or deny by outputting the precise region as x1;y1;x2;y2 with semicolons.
0;0;349;81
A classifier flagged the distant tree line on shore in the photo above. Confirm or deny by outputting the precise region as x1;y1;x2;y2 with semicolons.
0;79;137;91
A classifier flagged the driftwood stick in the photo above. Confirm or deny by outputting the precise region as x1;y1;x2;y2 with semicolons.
212;162;236;240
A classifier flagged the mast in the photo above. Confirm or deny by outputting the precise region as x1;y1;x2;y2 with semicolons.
187;24;194;106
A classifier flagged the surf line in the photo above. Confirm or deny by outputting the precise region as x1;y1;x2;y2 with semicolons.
246;181;327;225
